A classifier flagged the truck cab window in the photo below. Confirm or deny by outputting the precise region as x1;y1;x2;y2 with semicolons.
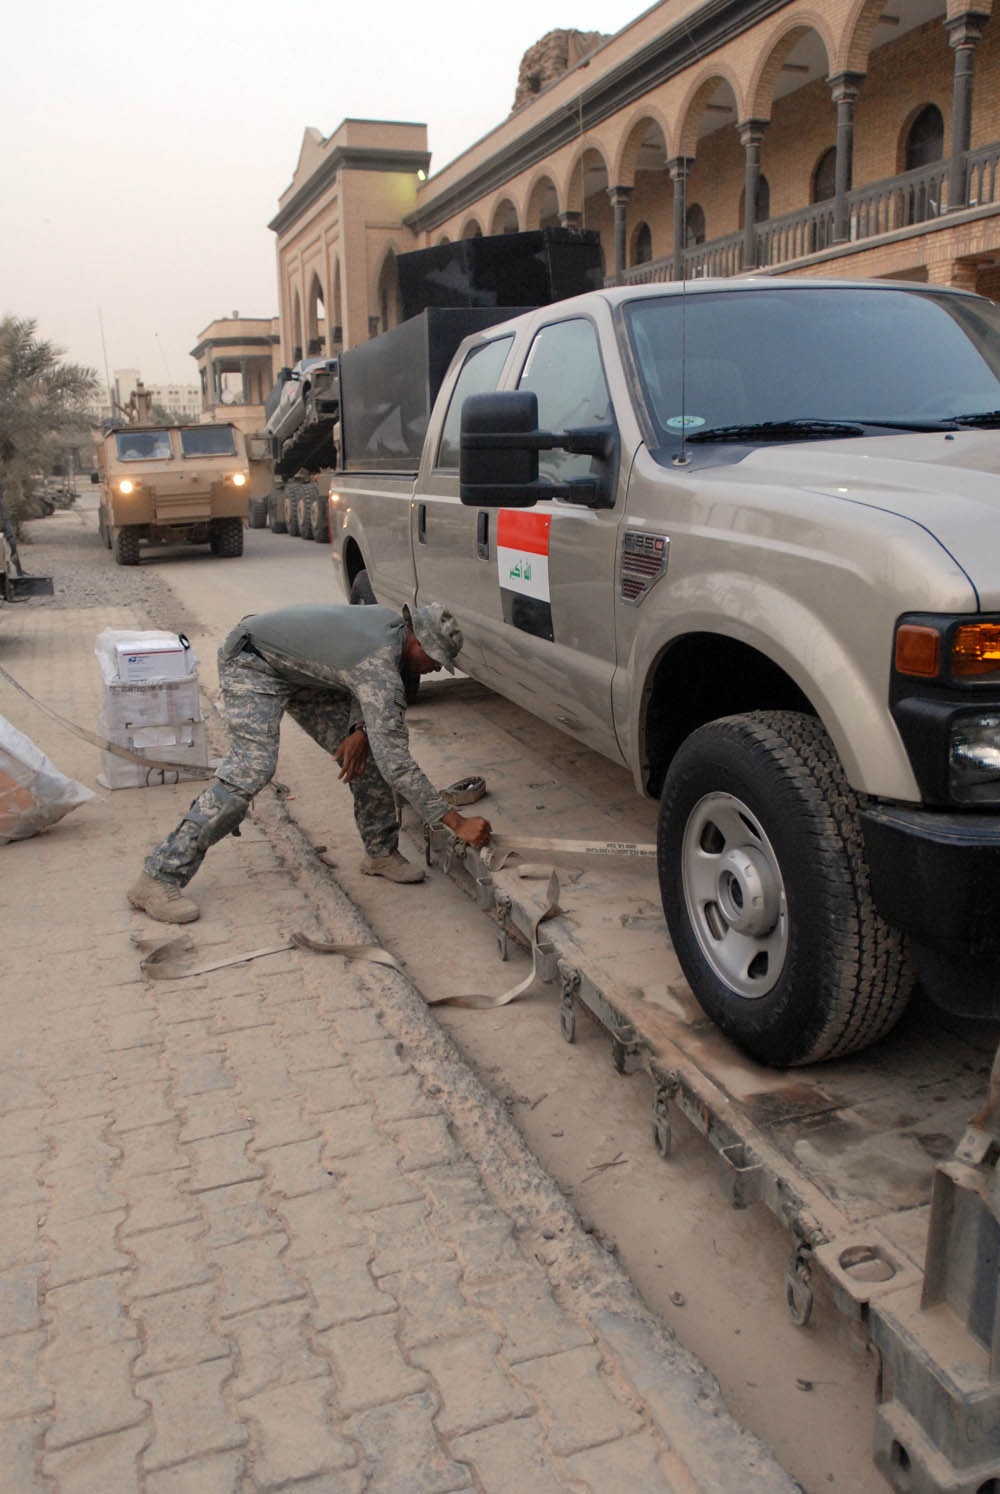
436;336;514;470
517;319;612;483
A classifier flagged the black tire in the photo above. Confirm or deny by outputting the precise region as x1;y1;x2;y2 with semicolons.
297;491;314;541
114;527;140;566
285;491;300;537
247;495;268;529
310;493;330;543
99;506;112;549
210;517;244;557
349;568;376;605
270;490;287;534
658;710;913;1066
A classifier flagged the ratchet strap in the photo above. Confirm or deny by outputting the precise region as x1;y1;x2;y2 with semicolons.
134;929;404;980
483;834;655;871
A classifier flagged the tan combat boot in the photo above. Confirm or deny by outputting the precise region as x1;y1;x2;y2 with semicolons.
360;851;425;884
127;872;200;923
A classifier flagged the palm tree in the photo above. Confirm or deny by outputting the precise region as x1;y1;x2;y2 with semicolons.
0;317;97;534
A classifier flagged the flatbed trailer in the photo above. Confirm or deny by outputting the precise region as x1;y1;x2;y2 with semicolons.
409;676;1000;1492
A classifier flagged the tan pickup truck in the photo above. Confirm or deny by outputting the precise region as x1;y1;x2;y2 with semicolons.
331;277;1000;1066
95;422;249;565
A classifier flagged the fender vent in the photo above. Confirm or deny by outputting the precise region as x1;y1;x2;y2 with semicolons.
620;530;669;604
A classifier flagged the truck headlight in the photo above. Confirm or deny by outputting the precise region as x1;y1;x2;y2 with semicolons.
117;479;135;495
231;472;247;488
950;714;1000;803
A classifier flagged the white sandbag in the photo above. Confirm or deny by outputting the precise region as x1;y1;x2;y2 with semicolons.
0;715;95;844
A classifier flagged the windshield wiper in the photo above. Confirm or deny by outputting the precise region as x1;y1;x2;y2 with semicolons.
948;410;1000;429
685;418;865;444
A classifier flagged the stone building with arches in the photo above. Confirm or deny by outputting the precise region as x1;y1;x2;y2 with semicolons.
271;0;1000;364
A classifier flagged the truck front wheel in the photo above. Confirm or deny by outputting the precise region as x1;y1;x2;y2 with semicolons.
349;569;376;605
658;710;913;1066
210;517;244;557
114;527;140;566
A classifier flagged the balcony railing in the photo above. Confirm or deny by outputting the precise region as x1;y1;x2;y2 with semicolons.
619;142;1000;286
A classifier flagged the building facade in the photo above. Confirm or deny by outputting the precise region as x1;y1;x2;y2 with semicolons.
272;0;1000;356
190;314;281;433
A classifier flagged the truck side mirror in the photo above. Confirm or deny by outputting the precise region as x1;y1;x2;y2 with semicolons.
460;390;615;509
90;472;100;484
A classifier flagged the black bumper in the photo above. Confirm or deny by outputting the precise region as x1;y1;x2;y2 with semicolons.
861;805;1000;958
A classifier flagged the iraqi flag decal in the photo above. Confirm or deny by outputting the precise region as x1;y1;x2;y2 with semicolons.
497;510;553;641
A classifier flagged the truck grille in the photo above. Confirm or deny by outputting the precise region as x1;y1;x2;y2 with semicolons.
620;530;669;604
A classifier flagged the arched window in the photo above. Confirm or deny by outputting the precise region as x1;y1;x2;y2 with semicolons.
685;203;705;247
812;147;837;203
737;176;770;230
906;105;944;171
632;222;653;265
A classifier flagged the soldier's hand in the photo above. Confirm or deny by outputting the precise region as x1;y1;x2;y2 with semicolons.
335;729;369;784
443;809;492;848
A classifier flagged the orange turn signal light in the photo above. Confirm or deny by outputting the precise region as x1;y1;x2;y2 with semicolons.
952;623;1000;677
895;624;940;678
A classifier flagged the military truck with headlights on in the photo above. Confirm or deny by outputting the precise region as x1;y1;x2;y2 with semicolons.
95;422;250;565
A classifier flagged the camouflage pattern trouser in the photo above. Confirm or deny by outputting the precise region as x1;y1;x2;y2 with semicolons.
144;646;399;887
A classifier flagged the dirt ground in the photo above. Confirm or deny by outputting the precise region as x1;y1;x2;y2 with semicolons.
8;505;898;1491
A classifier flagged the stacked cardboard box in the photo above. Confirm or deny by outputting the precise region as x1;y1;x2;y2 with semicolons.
94;630;209;790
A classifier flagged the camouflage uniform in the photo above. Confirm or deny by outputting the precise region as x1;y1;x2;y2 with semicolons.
144;605;450;889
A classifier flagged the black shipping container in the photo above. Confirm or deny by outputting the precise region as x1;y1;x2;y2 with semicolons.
339;308;530;472
395;228;604;321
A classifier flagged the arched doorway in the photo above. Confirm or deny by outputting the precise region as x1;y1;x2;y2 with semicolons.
903;104;945;224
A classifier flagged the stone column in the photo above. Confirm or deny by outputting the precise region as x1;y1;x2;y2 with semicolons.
239;358;249;405
829;72;865;243
560;210;583;229
668;157;695;281
738;120;769;270
607;186;633;283
945;12;989;211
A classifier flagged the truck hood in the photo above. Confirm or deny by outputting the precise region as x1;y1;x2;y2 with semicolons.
734;429;1000;608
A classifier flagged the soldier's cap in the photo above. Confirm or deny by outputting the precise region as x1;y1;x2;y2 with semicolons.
402;603;463;674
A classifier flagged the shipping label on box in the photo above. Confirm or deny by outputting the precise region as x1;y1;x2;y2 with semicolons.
113;639;195;684
101;678;202;730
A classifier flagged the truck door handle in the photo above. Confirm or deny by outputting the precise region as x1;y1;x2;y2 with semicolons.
476;511;489;561
417;503;427;544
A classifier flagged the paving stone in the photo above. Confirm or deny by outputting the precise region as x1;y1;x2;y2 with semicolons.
322;1315;428;1413
512;1345;644;1454
451;1415;571;1494
132;1283;230;1378
445;1220;530;1284
43;1339;144;1448
108;1045;166;1090
157;989;222;1028
168;1051;235;1099
125;1220;213;1300
272;997;327;1035
300;1066;365;1114
113;1122;189;1180
45;1116;120;1175
227;1301;329;1395
0;1069;49;1114
230;1060;298;1103
46;1076;113;1124
212;1233;307;1319
211;994;272;1034
43;1424;149;1494
0;1263;46;1336
197;1182;280;1249
317;1106;385;1161
46;1275;137;1354
365;1201;455;1277
0;1107;48;1157
106;1009;160;1050
0;1155;47;1208
333;1008;389;1047
0;1414;46;1492
140;1358;247;1471
242;1097;318;1152
44;1212;130;1286
300;1244;396;1329
0;1330;52;1417
186;1132;263;1193
239;1378;356;1488
385;1115;460;1173
349;1038;412;1082
144;1449;247;1494
119;1174;199;1238
470;1274;593;1364
367;1071;440;1123
256;1136;329;1197
562;1432;679;1490
384;1261;489;1350
0;1204;46;1270
43;1165;127;1225
280;1031;348;1073
410;1332;534;1436
177;1093;252;1144
275;1191;367;1258
329;1148;423;1213
111;1081;176;1133
345;1391;471;1492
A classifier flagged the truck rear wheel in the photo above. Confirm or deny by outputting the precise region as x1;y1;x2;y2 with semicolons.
284;492;300;537
310;493;330;543
296;487;314;540
247;496;268;529
349;569;376;605
114;527;140;566
657;710;913;1066
210;517;244;557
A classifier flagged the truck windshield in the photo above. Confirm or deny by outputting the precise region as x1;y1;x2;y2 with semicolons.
624;287;1000;452
180;427;236;457
114;431;172;460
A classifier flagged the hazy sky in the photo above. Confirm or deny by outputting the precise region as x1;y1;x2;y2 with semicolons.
4;0;646;390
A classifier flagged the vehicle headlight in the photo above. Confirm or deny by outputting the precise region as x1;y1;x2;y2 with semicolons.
117;479;135;495
231;472;247;488
950;714;1000;803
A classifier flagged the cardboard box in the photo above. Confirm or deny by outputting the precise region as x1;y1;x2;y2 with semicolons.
98;721;210;791
94;629;198;687
100;677;202;731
